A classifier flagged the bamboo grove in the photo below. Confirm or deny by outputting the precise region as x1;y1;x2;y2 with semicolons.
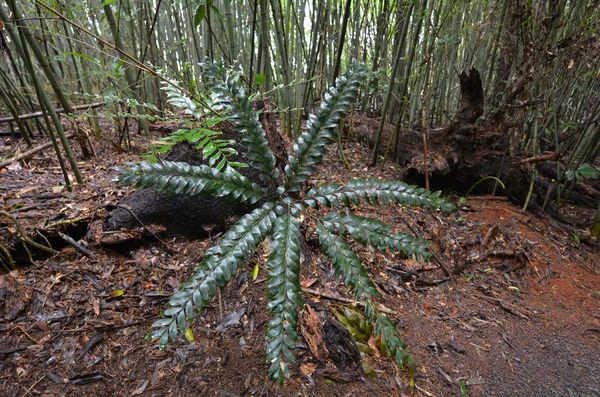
0;0;599;207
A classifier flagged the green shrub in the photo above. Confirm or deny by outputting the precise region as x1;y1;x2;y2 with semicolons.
114;60;455;384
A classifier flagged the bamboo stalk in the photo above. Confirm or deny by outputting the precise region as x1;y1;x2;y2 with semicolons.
0;134;75;168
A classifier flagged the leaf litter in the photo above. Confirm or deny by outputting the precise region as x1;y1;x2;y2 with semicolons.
0;119;599;396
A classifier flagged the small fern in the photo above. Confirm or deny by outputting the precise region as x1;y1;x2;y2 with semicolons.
146;75;245;171
114;61;455;385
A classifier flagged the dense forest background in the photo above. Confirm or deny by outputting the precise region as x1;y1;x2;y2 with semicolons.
1;0;600;223
2;2;600;395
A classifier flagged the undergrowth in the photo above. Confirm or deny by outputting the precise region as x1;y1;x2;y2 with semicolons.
115;60;455;384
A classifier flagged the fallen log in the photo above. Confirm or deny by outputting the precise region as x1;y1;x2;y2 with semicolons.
106;100;287;239
0;102;106;124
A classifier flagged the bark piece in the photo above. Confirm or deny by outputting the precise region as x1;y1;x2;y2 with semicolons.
299;305;329;362
323;318;361;370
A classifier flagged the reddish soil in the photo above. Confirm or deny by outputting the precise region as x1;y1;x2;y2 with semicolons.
1;127;599;397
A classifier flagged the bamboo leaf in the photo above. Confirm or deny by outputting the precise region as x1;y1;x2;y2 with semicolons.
194;5;207;27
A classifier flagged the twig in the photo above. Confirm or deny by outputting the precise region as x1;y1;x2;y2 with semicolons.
0;210;59;256
400;218;451;277
20;374;45;397
430;251;451;277
112;205;176;254
58;232;93;257
477;294;530;319
302;287;399;316
415;384;439;397
9;325;41;344
0;240;16;270
45;216;85;229
0;102;106;123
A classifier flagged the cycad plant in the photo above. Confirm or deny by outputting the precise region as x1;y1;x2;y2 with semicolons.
144;75;245;171
114;60;455;384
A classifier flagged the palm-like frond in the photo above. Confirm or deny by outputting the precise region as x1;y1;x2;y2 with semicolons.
161;78;199;116
115;62;455;384
147;203;276;347
286;63;368;190
265;211;303;384
317;221;380;299
320;212;431;260
200;61;278;186
364;301;415;379
305;179;456;212
113;160;264;204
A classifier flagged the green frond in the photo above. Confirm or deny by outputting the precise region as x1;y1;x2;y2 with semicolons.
265;211;303;385
316;221;380;299
148;203;276;348
152;77;242;171
113;160;264;204
150;127;245;172
286;64;367;190
161;78;198;116
305;179;456;212
200;61;278;186
364;301;415;380
320;212;431;260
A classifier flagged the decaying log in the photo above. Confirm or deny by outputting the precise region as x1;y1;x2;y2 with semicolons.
443;68;484;139
106;100;284;240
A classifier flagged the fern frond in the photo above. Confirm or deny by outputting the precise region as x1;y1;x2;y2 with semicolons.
265;211;303;384
147;203;276;348
154;127;245;171
113;160;264;204
320;212;431;260
364;301;415;380
161;78;198;116
286;63;367;190
200;61;278;186
305;179;455;212
155;77;244;171
316;221;380;299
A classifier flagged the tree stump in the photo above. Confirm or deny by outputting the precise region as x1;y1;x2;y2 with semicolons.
106;100;285;239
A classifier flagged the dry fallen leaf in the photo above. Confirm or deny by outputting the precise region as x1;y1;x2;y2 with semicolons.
300;277;317;288
299;362;316;377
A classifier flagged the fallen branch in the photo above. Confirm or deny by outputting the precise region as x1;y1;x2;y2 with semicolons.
481;225;499;247
302;287;399;316
517;152;560;165
0;134;75;168
0;210;60;256
59;232;93;257
0;102;106;123
111;204;176;254
477;294;530;319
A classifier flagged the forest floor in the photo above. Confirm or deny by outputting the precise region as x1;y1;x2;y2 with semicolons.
1;118;600;397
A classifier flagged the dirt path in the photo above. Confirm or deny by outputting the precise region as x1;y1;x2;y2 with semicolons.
1;134;599;396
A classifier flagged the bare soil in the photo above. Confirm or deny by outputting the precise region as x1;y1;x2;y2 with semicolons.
1;123;599;397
